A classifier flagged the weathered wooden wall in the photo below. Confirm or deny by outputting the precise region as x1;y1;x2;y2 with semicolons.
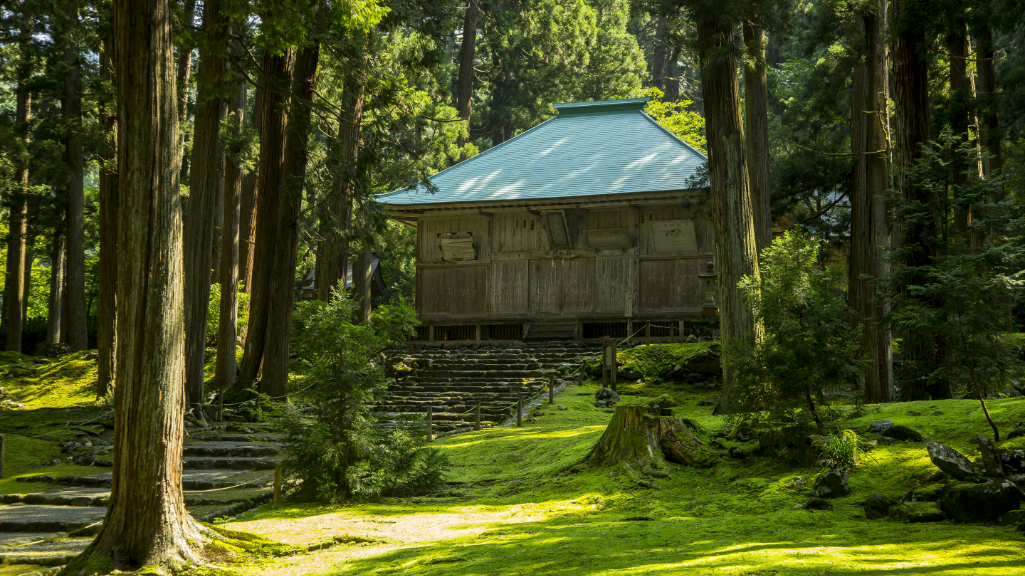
414;201;713;322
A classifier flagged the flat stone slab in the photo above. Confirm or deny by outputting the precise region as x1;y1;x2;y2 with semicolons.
183;457;279;471
187;433;281;443
0;535;91;566
182;441;281;458
17;469;273;491
0;505;105;533
1;488;108;507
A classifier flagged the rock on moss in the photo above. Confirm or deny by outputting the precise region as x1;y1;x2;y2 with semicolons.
864;494;894;519
803;497;833;511
813;470;850;499
882;425;924;442
940;480;1022;523
926;442;975;480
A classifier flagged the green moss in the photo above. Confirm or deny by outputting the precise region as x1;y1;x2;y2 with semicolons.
2;351;103;409
615;342;713;379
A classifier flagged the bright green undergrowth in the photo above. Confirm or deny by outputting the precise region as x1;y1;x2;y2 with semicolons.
613;342;714;380
225;357;1025;576
2;351;103;409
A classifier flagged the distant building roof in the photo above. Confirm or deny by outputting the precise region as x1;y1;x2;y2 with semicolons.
377;97;706;209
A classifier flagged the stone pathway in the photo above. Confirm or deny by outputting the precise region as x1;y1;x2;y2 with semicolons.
0;422;282;574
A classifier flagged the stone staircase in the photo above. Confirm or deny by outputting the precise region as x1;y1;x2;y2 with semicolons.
0;423;282;574
378;342;602;434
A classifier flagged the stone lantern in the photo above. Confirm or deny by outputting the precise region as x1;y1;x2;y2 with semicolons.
698;261;717;316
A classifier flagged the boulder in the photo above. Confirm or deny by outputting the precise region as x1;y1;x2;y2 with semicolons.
684;351;722;378
869;420;895;433
802;497;833;511
813;470;851;499
864;494;894;520
618;367;643;380
594;387;621;408
882;425;924;442
34;342;71;357
940;480;1022;523
1008;423;1025;440
974;433;1004;477
927;442;976;480
999;509;1025;526
1001;451;1025;474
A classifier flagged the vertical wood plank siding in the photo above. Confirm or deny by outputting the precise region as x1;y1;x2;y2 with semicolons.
415;203;713;322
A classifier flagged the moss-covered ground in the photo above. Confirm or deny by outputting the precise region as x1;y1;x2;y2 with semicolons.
4;344;1025;575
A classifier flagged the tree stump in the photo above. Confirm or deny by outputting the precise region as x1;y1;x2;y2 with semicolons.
587;405;715;469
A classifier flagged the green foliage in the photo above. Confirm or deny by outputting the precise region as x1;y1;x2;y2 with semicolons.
280;290;445;500
642;87;706;153
885;132;1023;410
723;231;864;431
206;282;252;346
811;429;863;471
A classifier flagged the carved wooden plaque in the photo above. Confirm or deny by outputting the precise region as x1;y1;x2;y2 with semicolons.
650;220;697;253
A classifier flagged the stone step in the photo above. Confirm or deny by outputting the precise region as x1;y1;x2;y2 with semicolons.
16;469;273;491
182;457;279;471
1;488;108;508
188;433;282;443
182;441;281;458
0;533;92;567
0;505;106;534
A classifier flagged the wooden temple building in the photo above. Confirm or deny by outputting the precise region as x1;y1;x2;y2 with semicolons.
377;97;713;343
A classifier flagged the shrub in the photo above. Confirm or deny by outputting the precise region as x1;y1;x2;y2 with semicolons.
279;289;447;500
722;231;864;435
812;429;863;471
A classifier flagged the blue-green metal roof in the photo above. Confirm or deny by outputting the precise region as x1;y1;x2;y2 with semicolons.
377;98;707;208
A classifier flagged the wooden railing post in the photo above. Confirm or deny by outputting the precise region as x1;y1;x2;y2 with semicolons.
475;400;481;431
427;405;433;442
549;376;555;404
517;394;523;427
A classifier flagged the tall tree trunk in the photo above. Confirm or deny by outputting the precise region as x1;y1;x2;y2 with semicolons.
214;73;245;394
98;37;119;396
975;21;1000;176
211;148;225;280
237;47;294;389
664;53;680;102
743;22;772;255
652;16;666;91
352;237;372;324
63;2;88;352
183;0;229;416
849;0;894;404
5;32;32;353
259;43;320;398
176;0;197;184
891;0;937;397
697;13;761;390
947;19;972;231
46;232;65;346
69;0;205;568
456;1;478;154
238;79;263;293
22;240;33;324
316;73;364;302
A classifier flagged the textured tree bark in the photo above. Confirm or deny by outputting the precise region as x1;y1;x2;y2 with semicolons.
892;0;937;397
975;22;1000;176
456;1;478;153
45;233;65;346
238;84;263;293
214;76;246;394
260;43;319;398
176;0;197;184
743;22;772;255
664;54;680;102
352;239;372;325
211;147;225;280
237;47;294;389
697;13;761;391
947;19;972;231
183;0;229;416
98;39;119;397
848;0;894;404
5;32;32;353
63;3;88;352
69;0;206;568
652;16;666;91
586;406;711;469
316;74;363;302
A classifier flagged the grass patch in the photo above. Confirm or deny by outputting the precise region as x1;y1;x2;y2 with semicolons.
2;351;103;409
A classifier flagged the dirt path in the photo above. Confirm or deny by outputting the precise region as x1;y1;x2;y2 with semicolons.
231;503;557;576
